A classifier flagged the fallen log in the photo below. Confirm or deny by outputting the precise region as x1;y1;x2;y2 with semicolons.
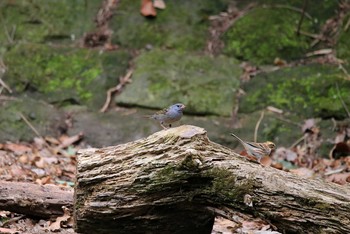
0;181;73;218
75;125;350;234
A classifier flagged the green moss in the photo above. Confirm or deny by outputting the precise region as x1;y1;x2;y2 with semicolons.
240;64;350;119
5;44;101;103
336;13;350;67
112;0;232;50
117;49;241;116
4;44;130;107
203;168;254;203
223;7;313;64
0;0;98;44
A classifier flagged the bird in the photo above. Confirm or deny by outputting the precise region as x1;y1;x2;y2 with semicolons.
230;133;275;163
147;103;186;129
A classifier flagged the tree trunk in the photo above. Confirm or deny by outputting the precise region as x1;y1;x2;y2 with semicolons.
74;125;350;234
0;181;73;218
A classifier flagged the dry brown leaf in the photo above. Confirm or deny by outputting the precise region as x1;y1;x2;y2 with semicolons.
212;217;237;233
289;167;314;178
48;206;72;231
153;0;166;9
140;0;156;17
34;157;46;169
0;227;18;234
260;156;272;167
57;133;83;150
45;136;60;145
5;143;32;154
326;172;350;185
302;119;316;133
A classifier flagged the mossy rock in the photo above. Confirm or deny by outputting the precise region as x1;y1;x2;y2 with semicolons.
4;43;130;108
336;12;350;68
0;97;65;142
116;49;241;116
112;0;231;51
223;7;314;65
239;64;350;119
0;0;100;45
254;0;339;25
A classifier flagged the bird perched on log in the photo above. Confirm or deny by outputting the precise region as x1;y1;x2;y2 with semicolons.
230;133;275;163
147;103;186;129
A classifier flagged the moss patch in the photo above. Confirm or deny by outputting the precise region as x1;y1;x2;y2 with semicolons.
239;64;350;119
223;7;313;64
4;43;130;108
112;0;231;51
336;12;350;68
0;0;99;45
117;49;241;116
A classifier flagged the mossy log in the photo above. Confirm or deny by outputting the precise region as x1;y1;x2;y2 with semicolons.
74;125;350;234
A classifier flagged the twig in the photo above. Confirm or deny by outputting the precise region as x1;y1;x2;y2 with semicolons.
1;215;25;227
264;4;312;20
254;110;264;142
338;63;350;79
289;135;306;149
0;78;12;94
18;112;43;138
335;82;350;118
305;48;333;57
100;69;133;112
296;0;308;36
272;115;302;127
345;16;350;32
297;30;322;40
18;112;52;150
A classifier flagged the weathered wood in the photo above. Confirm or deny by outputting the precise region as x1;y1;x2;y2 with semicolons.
75;125;350;234
0;181;73;218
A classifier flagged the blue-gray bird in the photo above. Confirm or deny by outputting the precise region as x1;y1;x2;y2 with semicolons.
147;103;186;129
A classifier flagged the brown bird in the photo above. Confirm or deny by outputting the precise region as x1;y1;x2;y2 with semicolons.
230;133;275;163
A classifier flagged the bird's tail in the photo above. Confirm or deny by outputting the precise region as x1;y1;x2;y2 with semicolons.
230;133;246;146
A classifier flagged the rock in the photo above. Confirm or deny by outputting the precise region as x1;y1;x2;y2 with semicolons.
223;1;339;64
0;97;66;142
0;0;101;44
239;64;350;119
116;49;241;116
4;43;130;109
111;0;232;50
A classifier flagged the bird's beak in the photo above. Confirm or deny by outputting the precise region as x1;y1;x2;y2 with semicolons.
181;104;186;109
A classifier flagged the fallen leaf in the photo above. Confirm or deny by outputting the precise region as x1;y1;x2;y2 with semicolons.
45;136;60;145
260;156;272;167
326;172;350;185
153;0;166;9
289;167;314;178
57;133;83;150
140;0;156;17
212;217;237;234
302;119;316;133
48;206;72;231
5;143;32;154
0;227;17;234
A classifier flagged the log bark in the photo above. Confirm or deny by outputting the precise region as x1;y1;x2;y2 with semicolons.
75;125;350;234
0;181;73;218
